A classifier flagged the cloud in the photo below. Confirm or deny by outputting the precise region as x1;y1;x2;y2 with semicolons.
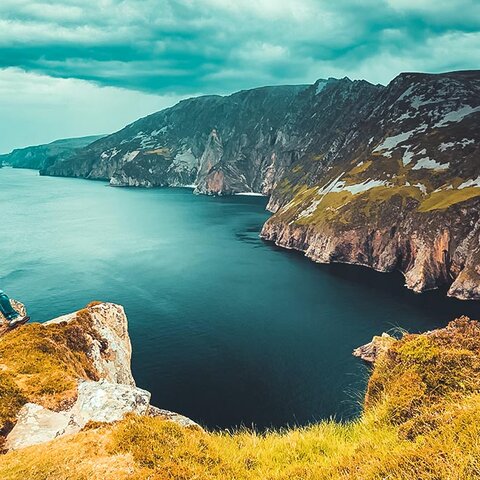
0;67;186;153
0;0;478;95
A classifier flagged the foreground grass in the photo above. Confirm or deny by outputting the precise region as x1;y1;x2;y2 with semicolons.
1;317;480;479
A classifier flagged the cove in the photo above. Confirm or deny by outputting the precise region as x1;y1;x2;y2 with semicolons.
1;167;478;430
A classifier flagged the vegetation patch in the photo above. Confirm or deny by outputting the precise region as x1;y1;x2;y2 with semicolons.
418;186;480;211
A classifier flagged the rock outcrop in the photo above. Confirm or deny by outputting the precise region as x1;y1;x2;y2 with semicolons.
353;333;396;364
5;380;151;450
0;302;198;451
45;302;135;386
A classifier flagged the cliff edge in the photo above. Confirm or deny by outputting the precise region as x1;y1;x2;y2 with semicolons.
0;301;197;452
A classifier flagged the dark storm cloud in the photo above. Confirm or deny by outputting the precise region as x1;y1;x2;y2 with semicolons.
1;0;479;94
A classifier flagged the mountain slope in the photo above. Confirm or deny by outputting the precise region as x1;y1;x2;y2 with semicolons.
262;71;480;299
1;135;105;170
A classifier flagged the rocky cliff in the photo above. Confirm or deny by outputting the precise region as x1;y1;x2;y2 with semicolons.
262;71;480;299
41;79;381;195
41;70;480;299
1;135;104;170
0;301;197;452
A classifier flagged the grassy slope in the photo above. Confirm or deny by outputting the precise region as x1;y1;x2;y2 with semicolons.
1;317;480;479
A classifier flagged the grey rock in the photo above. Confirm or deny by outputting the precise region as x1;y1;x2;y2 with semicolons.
5;380;151;450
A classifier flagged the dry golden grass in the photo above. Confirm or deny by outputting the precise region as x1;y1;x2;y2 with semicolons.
1;317;480;479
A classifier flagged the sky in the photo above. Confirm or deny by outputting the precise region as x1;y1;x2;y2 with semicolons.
1;0;479;153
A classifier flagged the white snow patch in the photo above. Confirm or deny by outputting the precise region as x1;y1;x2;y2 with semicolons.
414;183;427;195
434;105;480;128
151;126;168;136
402;146;415;166
458;176;480;189
412;157;449;171
315;80;328;95
343;179;389;194
373;126;426;155
297;199;321;219
235;192;267;197
397;85;416;102
316;172;346;195
439;138;475;152
122;151;139;162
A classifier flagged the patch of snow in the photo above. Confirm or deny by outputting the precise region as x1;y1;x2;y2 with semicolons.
297;199;321;219
395;110;418;122
343;179;389;194
402;146;414;166
412;157;449;171
315;80;328;95
438;138;475;152
151;126;168;136
458;176;480;189
373;127;426;155
316;172;346;195
414;183;427;195
434;105;480;128
235;192;267;197
122;151;139;162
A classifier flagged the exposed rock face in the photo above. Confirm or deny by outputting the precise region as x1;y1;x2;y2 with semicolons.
0;135;104;170
2;302;196;451
353;333;395;364
45;302;135;386
148;406;202;430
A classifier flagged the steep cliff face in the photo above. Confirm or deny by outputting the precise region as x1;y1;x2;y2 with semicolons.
0;135;104;170
41;79;381;195
262;71;480;299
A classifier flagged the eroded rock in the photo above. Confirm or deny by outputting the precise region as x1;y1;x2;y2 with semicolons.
353;333;395;364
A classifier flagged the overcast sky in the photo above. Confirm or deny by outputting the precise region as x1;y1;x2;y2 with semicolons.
1;0;479;153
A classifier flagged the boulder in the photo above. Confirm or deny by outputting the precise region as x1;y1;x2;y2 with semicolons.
148;406;202;430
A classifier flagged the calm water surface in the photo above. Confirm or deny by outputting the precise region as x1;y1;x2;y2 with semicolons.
1;168;478;429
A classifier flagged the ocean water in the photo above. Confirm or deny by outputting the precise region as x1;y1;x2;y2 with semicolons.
1;167;478;429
